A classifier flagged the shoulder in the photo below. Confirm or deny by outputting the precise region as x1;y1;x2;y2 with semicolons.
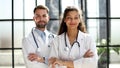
52;32;64;41
57;32;64;39
24;32;32;39
22;32;33;43
79;30;93;40
45;30;57;37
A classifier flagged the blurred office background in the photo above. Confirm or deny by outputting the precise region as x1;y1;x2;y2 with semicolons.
0;0;120;68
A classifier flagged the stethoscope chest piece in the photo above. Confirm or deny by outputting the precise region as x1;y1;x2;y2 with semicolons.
73;41;79;47
37;47;41;52
48;34;54;39
64;47;69;51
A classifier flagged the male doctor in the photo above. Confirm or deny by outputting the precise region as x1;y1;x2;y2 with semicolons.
22;5;55;68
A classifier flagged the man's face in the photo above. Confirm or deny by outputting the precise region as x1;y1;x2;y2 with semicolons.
33;9;49;29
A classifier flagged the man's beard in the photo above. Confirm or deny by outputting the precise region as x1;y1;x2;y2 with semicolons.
36;22;47;28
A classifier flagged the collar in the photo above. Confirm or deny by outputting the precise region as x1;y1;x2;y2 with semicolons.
35;28;46;36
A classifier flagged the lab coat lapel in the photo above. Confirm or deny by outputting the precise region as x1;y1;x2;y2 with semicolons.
69;31;84;60
77;31;85;46
77;30;88;57
65;33;71;48
33;30;45;46
32;30;45;53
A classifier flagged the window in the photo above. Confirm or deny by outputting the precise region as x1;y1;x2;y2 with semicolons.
86;0;120;68
0;0;120;68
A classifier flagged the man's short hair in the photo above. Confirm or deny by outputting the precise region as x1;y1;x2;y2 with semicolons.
33;5;49;13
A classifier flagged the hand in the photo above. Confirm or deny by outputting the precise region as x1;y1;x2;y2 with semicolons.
28;53;44;62
28;53;38;61
49;57;57;65
49;57;64;68
53;59;64;66
84;49;94;58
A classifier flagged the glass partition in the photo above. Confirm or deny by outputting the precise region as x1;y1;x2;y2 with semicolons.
14;50;25;68
0;0;12;19
14;21;23;48
14;0;24;19
110;19;120;45
24;0;35;19
0;50;12;67
0;21;12;48
111;0;120;17
87;19;107;46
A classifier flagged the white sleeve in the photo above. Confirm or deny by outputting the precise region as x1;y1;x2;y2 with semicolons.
22;38;48;68
74;35;98;68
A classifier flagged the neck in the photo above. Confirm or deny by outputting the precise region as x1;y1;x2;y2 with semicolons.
66;29;78;45
67;29;78;37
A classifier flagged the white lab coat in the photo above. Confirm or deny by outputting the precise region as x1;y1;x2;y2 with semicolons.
49;30;98;68
22;28;55;68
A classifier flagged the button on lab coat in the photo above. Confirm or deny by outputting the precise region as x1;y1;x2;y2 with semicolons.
22;29;55;68
49;31;98;68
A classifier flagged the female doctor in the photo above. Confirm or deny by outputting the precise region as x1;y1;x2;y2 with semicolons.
48;6;98;68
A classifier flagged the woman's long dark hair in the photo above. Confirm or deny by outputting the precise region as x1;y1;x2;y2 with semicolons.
58;6;86;35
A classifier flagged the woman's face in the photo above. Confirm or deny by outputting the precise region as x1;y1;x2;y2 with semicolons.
64;11;80;30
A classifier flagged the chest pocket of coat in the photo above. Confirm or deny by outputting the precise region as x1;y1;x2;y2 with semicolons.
58;46;70;60
69;45;80;60
58;45;80;61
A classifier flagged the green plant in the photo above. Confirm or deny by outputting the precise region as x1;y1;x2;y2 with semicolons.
112;47;120;55
97;39;120;68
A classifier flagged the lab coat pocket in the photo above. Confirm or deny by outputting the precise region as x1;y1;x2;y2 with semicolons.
59;48;69;60
70;45;80;60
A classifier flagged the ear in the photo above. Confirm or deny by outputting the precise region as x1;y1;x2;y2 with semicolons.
48;16;50;21
33;16;36;21
64;19;66;23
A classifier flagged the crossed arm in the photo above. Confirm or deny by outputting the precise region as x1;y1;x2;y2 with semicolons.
49;49;94;68
28;53;45;63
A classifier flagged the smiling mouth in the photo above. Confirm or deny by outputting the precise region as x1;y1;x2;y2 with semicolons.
70;23;76;25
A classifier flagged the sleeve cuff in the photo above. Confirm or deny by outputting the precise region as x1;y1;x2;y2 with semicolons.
44;57;48;64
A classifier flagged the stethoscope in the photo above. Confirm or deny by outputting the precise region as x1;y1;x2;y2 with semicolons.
31;28;54;48
64;31;80;52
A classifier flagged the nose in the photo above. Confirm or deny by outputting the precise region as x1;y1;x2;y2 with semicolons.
39;16;44;21
70;18;76;23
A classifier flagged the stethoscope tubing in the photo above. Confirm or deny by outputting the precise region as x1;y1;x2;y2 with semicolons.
31;28;39;48
64;32;80;48
31;28;54;48
64;32;81;59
